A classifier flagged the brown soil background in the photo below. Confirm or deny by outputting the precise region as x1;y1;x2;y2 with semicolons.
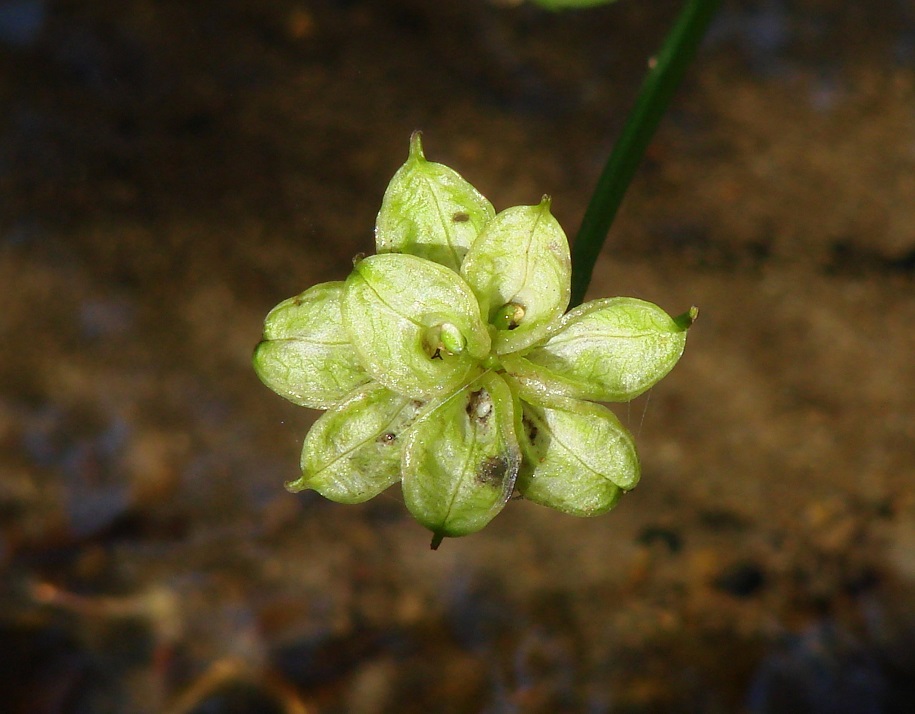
2;0;915;712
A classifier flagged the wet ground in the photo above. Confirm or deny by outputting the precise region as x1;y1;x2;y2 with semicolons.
2;0;915;712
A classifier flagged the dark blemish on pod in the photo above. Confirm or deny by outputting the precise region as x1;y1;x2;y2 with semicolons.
377;432;396;445
522;414;538;443
465;389;492;423
452;212;470;223
477;456;509;488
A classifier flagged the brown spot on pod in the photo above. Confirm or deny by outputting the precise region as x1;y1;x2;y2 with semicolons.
377;432;396;445
522;414;538;443
452;211;470;223
477;456;509;488
465;388;492;423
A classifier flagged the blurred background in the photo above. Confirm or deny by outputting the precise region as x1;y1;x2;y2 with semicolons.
2;0;915;711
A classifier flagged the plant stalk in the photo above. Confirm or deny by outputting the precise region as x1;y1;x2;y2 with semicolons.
569;0;721;306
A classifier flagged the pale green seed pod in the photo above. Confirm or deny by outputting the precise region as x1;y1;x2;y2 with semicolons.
401;372;521;547
253;282;370;408
461;197;571;355
437;322;467;355
512;388;639;517
342;253;491;400
375;132;495;272
289;384;424;503
492;302;526;331
504;298;693;402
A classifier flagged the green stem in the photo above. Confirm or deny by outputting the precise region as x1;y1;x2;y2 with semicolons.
569;0;721;306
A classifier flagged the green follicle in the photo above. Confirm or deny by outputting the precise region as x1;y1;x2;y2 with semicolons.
439;323;466;354
424;322;466;358
492;302;526;331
